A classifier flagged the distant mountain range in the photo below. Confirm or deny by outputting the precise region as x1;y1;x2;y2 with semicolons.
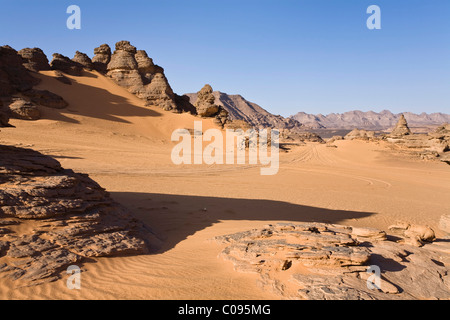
186;91;450;131
290;110;450;130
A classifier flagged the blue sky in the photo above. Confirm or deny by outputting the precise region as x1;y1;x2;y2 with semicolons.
1;0;449;116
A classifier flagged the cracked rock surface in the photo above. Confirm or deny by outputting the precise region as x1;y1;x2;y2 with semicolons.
0;145;155;284
215;222;450;300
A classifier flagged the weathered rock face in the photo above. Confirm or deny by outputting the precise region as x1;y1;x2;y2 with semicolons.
344;129;376;140
0;45;40;97
390;114;411;137
385;122;450;163
0;100;10;127
22;89;68;109
0;145;154;283
7;98;40;120
194;84;220;117
50;53;83;76
92;44;111;73
17;48;51;72
215;222;450;300
72;51;94;70
106;41;179;112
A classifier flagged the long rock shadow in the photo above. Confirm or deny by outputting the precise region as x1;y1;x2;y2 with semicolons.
110;192;376;254
32;71;162;124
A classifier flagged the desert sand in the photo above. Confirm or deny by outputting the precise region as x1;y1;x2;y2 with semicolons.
0;70;449;299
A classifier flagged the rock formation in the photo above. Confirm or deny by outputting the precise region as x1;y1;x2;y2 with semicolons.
0;45;40;97
344;129;376;140
106;41;180;112
194;84;220;117
0;145;155;284
22;89;68;109
215;222;450;300
92;44;111;73
72;51;94;70
390;114;411;137
186;90;305;131
7;98;40;120
50;53;83;76
17;48;51;72
0;100;9;127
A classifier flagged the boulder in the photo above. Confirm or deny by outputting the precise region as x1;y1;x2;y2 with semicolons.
92;44;111;73
72;51;94;70
22;89;68;109
0;100;10;127
194;84;220;117
0;45;40;96
344;129;375;140
17;48;51;72
50;53;83;76
390;114;411;137
8;98;40;120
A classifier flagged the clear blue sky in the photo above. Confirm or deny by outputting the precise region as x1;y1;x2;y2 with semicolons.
1;0;449;116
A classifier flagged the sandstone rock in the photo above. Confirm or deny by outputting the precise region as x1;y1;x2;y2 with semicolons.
0;100;10;127
194;84;220;117
72;51;94;70
0;45;40;96
18;48;50;72
50;53;83;76
106;41;178;111
0;145;153;283
215;222;450;300
388;222;435;246
8;98;40;120
22;89;68;109
390;114;411;137
135;50;163;76
344;129;376;140
92;44;111;73
351;227;387;241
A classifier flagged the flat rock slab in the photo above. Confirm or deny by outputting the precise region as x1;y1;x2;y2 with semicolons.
215;222;450;300
0;145;156;284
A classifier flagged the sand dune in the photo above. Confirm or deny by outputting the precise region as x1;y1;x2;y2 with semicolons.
1;71;449;299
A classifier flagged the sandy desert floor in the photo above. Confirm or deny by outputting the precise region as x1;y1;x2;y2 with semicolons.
0;71;449;299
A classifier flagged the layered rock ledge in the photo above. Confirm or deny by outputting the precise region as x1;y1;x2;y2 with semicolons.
0;145;155;284
215;222;450;300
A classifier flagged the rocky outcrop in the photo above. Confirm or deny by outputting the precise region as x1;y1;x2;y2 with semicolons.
0;45;40;97
106;41;179;112
17;48;50;72
7;98;40;120
92;44;111;73
186;90;305;131
72;51;94;70
215;222;450;300
0;145;154;283
389;114;411;137
22;89;68;109
50;53;83;76
344;129;376;140
385;122;450;163
194;84;220;117
0;100;10;127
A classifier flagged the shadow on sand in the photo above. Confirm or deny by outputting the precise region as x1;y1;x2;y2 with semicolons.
110;192;376;254
34;72;162;124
